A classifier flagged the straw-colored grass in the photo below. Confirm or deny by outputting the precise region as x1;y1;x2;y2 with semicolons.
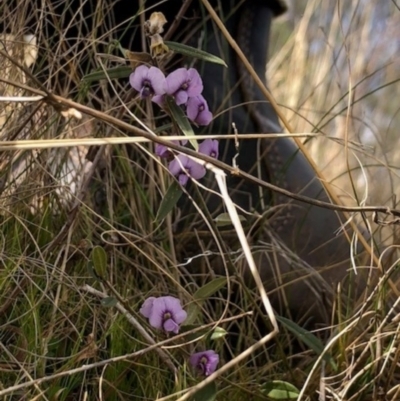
0;1;399;400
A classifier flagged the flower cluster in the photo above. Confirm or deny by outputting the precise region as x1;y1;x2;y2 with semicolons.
130;62;219;185
140;296;219;376
168;139;219;185
155;138;218;185
129;65;212;126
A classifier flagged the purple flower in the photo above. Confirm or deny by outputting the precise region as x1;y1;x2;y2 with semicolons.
152;94;166;107
129;65;166;99
155;139;188;159
199;139;219;159
168;154;206;185
165;68;203;106
140;296;187;334
186;95;213;126
189;350;219;376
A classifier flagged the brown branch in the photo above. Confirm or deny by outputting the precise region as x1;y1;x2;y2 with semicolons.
3;81;400;219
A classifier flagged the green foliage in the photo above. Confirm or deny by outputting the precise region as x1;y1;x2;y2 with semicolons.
156;180;183;221
82;66;132;82
277;316;337;370
185;278;227;325
165;41;227;67
261;381;299;400
0;1;399;400
91;246;108;278
165;95;198;150
192;382;218;401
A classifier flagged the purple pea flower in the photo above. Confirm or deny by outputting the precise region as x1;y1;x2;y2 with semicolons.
186;95;213;126
129;65;166;99
152;68;203;107
189;350;219;376
140;296;187;334
199;139;219;159
165;68;203;106
155;139;188;159
168;154;206;185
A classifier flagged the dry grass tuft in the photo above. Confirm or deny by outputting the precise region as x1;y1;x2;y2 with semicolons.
0;0;399;400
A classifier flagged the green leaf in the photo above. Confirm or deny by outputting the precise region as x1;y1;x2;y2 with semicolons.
184;278;227;325
192;382;217;401
83;66;132;82
101;296;118;308
215;212;246;227
261;381;299;400
184;303;200;326
165;96;198;151
91;246;108;278
210;326;227;341
166;41;227;67
154;123;173;133
276;315;337;371
193;277;227;300
87;261;100;281
155;180;183;221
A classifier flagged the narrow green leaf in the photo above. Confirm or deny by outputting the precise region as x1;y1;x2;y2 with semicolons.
184;303;200;326
154;123;173;133
83;66;132;82
184;278;227;325
166;41;227;67
193;277;227;300
91;246;107;278
165;96;198;151
277;315;337;370
101;297;118;308
192;382;217;401
156;180;183;222
215;212;246;227
87;261;100;281
262;381;299;400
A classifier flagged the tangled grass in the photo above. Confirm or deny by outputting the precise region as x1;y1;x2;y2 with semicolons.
0;0;399;400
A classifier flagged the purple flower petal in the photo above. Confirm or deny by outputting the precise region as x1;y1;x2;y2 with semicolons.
152;94;165;107
186;68;203;97
156;139;188;158
168;155;206;185
155;143;169;158
163;318;179;334
169;155;190;176
162;296;186;317
140;297;155;318
186;95;213;126
186;96;199;121
199;139;219;159
147;66;167;95
189;350;219;376
186;158;206;180
173;307;188;325
129;65;166;99
166;68;187;95
196;109;213;126
165;68;204;106
174;90;189;106
178;174;189;186
143;296;187;333
148;298;165;330
129;65;149;92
